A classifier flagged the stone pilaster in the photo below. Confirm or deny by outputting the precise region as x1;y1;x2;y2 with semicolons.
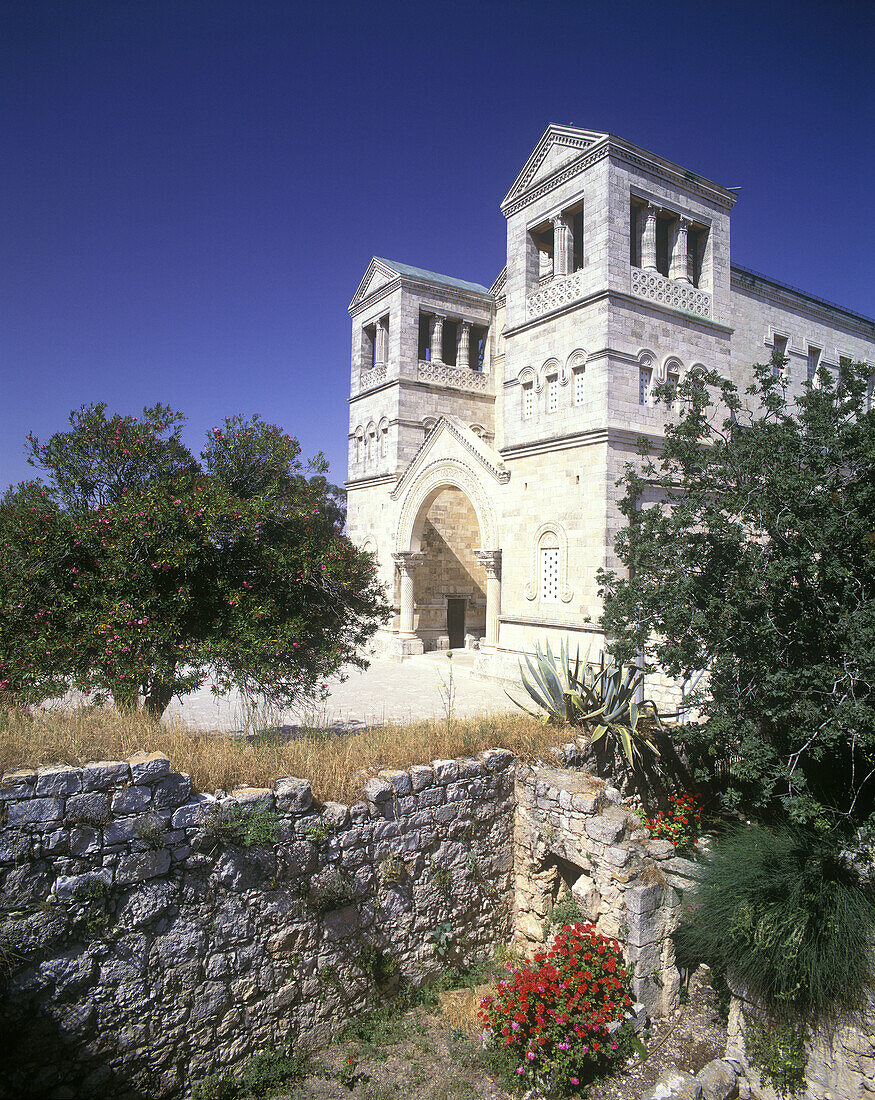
552;215;571;277
474;549;502;648
642;203;660;272
458;321;471;369
430;314;444;363
375;316;387;365
392;552;423;637
669;217;691;283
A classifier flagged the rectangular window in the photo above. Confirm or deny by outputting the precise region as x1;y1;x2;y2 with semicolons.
522;382;533;419
807;345;821;381
418;313;432;361
687;227;706;288
571;205;584;271
773;334;788;376
574;368;585;405
656;217;670;277
630;202;641;267
666;370;680;403
364;324;377;369
540;547;560;603
639;367;652;406
547;374;559;412
443;320;458;367
471;325;487;371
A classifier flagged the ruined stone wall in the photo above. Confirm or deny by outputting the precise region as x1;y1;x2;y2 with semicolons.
0;750;515;1099
512;764;699;1019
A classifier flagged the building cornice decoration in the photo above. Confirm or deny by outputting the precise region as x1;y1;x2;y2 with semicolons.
349;258;401;312
394;457;500;553
501;125;608;212
490;267;508;297
731;265;875;336
390;415;510;508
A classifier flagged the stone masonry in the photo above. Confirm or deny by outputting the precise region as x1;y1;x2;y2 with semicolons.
0;750;515;1098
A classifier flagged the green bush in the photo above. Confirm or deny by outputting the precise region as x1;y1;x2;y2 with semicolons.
674;824;875;1025
201;805;280;850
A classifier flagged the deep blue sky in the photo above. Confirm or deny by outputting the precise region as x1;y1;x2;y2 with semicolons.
2;0;873;492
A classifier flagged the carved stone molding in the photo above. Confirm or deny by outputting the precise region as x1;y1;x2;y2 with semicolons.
474;549;502;580
630;268;712;319
526;270;587;320
417;361;490;392
394;457;500;554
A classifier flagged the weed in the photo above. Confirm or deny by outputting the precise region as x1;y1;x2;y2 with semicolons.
543;893;583;937
0;927;24;979
200;805;281;851
437;651;456;731
358;943;397;989
380;854;408;884
308;869;356;916
431;922;453;964
134;815;166;850
74;878;115;936
745;1012;807;1098
432;866;452;894
341;1006;410;1049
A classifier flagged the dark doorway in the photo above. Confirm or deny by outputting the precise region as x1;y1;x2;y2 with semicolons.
447;598;466;650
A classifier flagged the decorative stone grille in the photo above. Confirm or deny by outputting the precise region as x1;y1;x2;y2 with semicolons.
417;361;490;392
630;268;712;319
526;270;586;320
356;365;387;392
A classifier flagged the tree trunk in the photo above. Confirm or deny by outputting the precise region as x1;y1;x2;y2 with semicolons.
143;679;175;718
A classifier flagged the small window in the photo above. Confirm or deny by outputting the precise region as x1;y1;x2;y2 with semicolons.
522;382;534;419
547;374;559;413
569;204;584;271
418;313;432;362
656;217;670;277
540;547;560;603
380;426;388;458
772;334;788;376
630;202;642;268
443;320;458;367
807;345;821;381
639;367;652;406
364;323;377;369
666;369;680;401
573;368;585;406
687;227;706;288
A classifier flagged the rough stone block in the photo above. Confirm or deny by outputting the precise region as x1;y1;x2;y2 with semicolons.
378;769;412;796
55;867;112;902
0;768;36;799
409;764;434;791
696;1060;739;1100
82;760;131;790
229;786;273;809
104;817;145;845
643;1069;703;1099
66;792;109;822
432;759;459;784
625;882;665;916
128;752;171;785
274;777;313;813
8;797;64;827
322;802;349;829
69;826;101;856
153;774;193;809
115;849;171;885
34;767;82;797
363;777;393;803
170;793;219;829
583;806;630;845
111;786;152;814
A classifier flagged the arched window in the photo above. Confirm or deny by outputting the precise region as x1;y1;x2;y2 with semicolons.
525;522;573;604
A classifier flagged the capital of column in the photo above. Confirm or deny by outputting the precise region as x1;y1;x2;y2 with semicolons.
474;548;502;579
392;551;424;577
644;202;661;222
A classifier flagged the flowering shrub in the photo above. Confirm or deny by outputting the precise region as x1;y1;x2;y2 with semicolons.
638;792;703;853
478;922;633;1094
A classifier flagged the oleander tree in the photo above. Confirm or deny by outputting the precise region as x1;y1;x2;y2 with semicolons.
598;357;875;830
0;403;390;716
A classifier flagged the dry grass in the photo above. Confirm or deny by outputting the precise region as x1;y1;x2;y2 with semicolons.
0;705;569;805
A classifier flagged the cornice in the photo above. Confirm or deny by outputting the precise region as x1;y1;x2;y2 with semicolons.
731;265;875;336
390;415;510;502
344;473;399;491
502;140;610;218
500;427;610;458
500;614;598;631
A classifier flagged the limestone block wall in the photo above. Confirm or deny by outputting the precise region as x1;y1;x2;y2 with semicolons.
0;749;516;1099
512;764;697;1019
727;988;875;1100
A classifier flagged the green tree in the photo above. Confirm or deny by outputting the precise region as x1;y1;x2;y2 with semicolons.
0;404;390;716
598;358;875;830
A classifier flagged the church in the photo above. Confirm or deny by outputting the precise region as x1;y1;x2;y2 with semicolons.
345;125;875;688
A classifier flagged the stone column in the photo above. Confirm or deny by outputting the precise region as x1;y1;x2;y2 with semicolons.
642;203;660;272
393;552;423;637
669;217;692;283
552;215;570;277
430;314;445;363
475;549;502;649
458;321;471;369
375;316;387;365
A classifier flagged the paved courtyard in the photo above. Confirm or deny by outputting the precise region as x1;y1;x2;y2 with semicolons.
165;651;522;732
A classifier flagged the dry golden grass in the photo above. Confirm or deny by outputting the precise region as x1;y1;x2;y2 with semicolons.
0;705;568;805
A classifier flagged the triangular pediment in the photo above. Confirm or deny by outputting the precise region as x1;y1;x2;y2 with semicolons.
390;416;509;502
501;125;609;211
349;258;399;311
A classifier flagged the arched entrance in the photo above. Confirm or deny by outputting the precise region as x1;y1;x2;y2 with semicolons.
392;459;502;656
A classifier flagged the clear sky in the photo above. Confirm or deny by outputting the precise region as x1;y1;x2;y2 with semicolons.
2;0;873;493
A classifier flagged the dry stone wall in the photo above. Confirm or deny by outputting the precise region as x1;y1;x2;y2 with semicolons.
0;749;515;1099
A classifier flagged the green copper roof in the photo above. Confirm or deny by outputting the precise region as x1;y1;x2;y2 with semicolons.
376;258;491;296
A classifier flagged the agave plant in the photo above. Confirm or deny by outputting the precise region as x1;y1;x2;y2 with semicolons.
508;638;664;767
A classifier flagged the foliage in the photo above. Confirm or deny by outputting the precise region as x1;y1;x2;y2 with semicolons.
637;792;703;854
190;1048;304;1100
599;359;875;828
200;805;281;850
744;1012;807;1098
478;921;634;1094
308;869;356;915
0;403;390;716
134;814;167;850
673;824;875;1026
543;895;583;938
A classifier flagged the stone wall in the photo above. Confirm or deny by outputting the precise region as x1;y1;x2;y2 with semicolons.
0;750;515;1099
512;764;698;1019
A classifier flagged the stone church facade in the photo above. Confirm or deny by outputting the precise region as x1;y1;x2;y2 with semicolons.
345;125;875;684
